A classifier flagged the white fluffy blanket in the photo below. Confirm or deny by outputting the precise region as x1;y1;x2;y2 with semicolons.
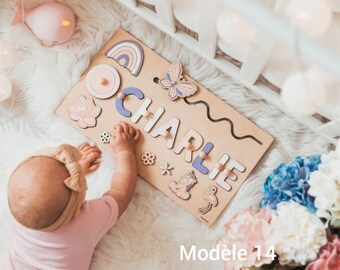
0;1;330;269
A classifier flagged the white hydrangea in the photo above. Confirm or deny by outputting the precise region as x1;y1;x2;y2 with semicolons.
308;150;340;226
271;202;327;266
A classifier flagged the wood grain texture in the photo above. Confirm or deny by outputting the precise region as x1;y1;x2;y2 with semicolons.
57;29;274;226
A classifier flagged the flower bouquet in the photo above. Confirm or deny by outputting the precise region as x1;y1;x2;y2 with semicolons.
218;147;340;270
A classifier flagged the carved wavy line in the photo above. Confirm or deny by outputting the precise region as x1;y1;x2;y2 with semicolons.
183;98;263;145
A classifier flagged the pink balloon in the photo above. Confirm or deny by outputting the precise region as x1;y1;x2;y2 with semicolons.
11;1;76;47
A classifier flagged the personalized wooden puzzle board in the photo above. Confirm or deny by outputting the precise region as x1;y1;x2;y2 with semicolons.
57;29;274;226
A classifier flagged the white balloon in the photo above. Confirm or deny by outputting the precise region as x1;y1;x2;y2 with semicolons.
329;0;340;12
217;9;256;45
0;42;13;70
0;73;12;102
281;71;327;116
285;0;333;38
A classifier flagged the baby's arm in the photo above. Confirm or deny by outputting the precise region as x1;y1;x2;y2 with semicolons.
104;122;140;217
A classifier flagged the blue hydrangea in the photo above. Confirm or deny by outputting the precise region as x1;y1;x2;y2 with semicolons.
260;155;321;213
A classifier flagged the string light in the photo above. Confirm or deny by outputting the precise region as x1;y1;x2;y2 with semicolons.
281;66;330;116
217;8;256;45
285;0;333;38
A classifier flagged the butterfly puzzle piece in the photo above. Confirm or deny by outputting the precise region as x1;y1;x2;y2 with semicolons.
159;63;197;101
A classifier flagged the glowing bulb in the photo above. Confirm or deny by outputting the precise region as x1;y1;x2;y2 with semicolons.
0;73;12;102
0;42;13;70
62;20;71;27
285;0;333;38
281;71;327;116
217;9;256;45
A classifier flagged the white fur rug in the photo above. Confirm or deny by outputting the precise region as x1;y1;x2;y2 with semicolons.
0;1;331;269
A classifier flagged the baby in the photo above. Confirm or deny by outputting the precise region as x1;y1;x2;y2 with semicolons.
1;121;140;270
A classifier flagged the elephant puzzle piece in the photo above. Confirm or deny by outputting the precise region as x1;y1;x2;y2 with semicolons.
169;171;197;200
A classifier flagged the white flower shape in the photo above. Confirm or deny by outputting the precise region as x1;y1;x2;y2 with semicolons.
99;132;111;144
271;202;327;266
68;96;101;128
160;162;173;175
308;150;340;226
141;152;156;166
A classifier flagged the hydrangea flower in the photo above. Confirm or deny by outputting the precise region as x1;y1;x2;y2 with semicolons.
271;202;327;266
306;235;340;270
260;155;321;212
308;151;340;227
218;207;280;270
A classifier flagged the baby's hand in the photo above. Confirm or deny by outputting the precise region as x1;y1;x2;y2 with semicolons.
110;121;140;154
78;143;102;175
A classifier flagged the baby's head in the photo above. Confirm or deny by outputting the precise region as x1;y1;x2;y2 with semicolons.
8;144;87;232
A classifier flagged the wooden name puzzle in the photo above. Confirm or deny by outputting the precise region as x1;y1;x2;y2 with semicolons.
57;28;274;226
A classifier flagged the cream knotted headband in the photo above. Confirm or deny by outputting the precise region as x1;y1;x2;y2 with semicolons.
21;144;87;232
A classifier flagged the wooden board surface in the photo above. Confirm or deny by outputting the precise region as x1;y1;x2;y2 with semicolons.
57;29;274;226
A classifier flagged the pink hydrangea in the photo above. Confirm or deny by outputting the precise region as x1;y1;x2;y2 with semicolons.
306;235;340;270
218;207;280;270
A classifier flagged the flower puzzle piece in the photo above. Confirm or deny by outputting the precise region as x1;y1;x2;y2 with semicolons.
198;185;218;215
160;162;173;175
106;40;144;77
159;63;197;101
141;152;156;165
169;171;197;200
99;132;111;144
86;64;121;99
68;96;101;129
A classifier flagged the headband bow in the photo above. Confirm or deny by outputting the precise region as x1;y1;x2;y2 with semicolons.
54;144;87;192
11;144;88;232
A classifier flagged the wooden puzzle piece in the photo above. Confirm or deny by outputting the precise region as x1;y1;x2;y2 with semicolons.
151;117;180;149
216;160;246;191
141;152;156;165
86;64;120;99
198;185;218;215
192;142;214;175
173;129;203;163
115;87;144;117
131;97;165;132
106;40;144;76
68;96;101;129
99;132;111;144
159;63;197;100
169;171;197;200
209;154;230;180
160;162;173;175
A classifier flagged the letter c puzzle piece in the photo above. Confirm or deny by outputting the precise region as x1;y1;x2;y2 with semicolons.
115;87;144;117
